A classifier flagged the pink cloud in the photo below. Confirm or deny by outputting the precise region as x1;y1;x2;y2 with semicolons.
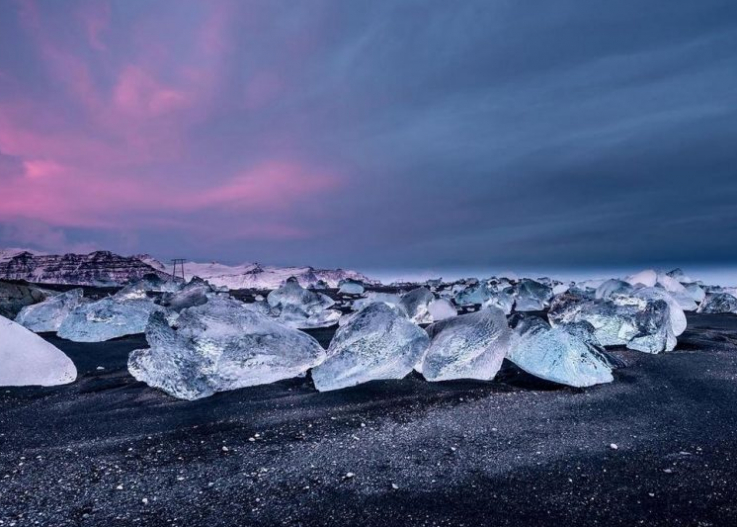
113;66;191;118
78;0;111;51
0;1;344;245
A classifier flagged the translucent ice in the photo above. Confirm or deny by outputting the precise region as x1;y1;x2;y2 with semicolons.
513;279;553;312
595;279;633;300
507;315;613;387
128;296;326;400
427;298;457;321
311;303;429;392
400;287;435;324
351;292;402;312
1;315;77;386
338;280;365;295
58;288;159;342
15;288;85;332
421;307;511;382
159;277;217;313
549;291;677;353
697;293;737;314
454;282;494;307
267;277;341;329
626;269;657;288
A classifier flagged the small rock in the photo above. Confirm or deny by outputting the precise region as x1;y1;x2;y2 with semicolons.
391;483;399;490
345;472;355;479
609;443;619;450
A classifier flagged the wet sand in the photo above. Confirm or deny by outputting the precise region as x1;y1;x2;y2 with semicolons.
1;314;737;526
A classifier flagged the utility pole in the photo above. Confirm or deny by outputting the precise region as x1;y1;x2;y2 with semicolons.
170;259;186;282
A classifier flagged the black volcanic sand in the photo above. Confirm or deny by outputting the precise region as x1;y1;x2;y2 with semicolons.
2;315;737;526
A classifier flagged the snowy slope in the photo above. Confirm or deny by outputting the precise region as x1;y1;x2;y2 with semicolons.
177;261;375;290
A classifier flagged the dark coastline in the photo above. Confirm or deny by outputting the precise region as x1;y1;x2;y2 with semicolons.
2;314;737;526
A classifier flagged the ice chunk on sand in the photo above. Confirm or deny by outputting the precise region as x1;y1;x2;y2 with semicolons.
0;315;77;386
428;298;457;321
351;292;402;312
620;287;687;337
697;293;737;314
58;288;159;342
311;303;429;392
626;269;657;288
421;307;510;382
549;291;677;354
15;288;85;332
595;279;634;300
513;279;553;312
507;315;613;387
453;282;494;306
338;280;365;295
159;277;217;312
128;296;326;400
683;283;706;304
400;287;435;324
267;277;340;329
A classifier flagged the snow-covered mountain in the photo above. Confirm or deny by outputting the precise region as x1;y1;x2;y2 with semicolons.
0;250;170;286
0;249;375;289
157;259;375;290
0;248;47;262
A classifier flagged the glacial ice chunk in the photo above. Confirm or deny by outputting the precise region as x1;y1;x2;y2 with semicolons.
595;279;634;300
267;277;340;329
399;287;435;324
311;302;429;392
159;277;216;312
620;287;687;337
338;280;365;295
15;288;85;332
58;288;159;342
626;269;657;288
683;283;706;304
421;307;511;382
128;296;326;400
549;291;677;353
1;315;77;386
351;292;402;312
697;293;737;314
507;315;613;388
454;282;494;306
513;279;552;312
428;298;457;321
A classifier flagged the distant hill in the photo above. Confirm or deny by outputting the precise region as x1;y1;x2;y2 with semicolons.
0;249;375;289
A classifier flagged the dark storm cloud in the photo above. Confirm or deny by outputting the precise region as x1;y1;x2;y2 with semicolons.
1;0;736;273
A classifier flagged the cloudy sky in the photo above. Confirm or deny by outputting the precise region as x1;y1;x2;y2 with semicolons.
1;0;736;277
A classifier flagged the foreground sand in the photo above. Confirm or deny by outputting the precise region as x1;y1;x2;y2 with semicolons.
1;314;736;526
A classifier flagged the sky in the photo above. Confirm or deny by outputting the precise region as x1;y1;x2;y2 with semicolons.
1;0;737;280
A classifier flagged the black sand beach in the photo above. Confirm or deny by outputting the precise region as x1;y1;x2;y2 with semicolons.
2;314;737;526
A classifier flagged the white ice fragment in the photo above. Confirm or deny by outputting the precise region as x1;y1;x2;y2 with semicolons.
626;269;658;288
697;293;737;314
15;288;85;332
507;316;613;387
400;287;435;324
311;303;429;392
267;277;340;329
57;288;159;342
128;295;326;400
421;307;510;382
0;315;77;386
338;280;365;295
427;298;457;322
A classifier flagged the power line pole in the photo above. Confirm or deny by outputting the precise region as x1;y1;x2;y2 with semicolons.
170;259;186;282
